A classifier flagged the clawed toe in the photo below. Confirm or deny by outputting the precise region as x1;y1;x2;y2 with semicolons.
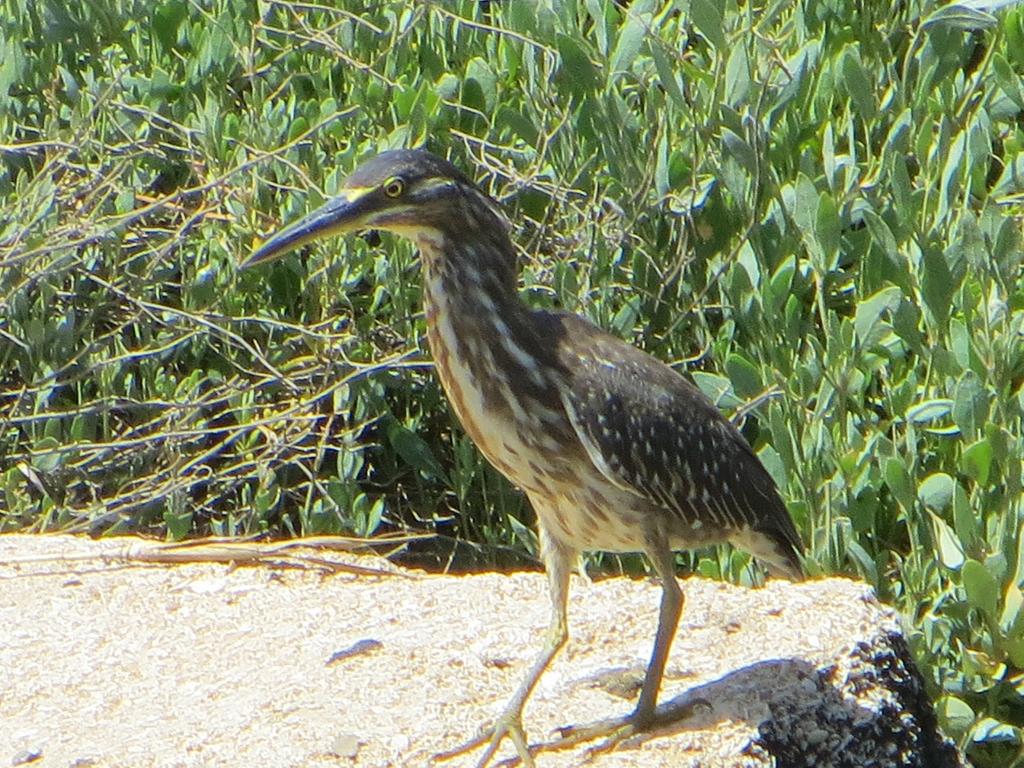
545;713;641;756
432;713;536;768
545;698;706;757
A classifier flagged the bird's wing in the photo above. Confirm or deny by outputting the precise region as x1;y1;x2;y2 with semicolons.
542;311;803;571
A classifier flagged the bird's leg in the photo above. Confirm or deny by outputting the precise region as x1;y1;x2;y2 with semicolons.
633;542;683;726
550;540;686;753
434;532;574;768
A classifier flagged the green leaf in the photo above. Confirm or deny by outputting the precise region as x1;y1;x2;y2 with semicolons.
721;128;757;175
557;34;600;96
884;458;915;512
465;57;497;111
939;131;967;221
1001;582;1024;636
583;0;610;54
970;718;1021;746
993;213;1023;282
690;0;726;50
725;353;762;399
756;444;785;488
892;299;924;354
692;371;741;409
822;123;836;188
766;257;795;314
253;484;280;516
507;0;542;34
815;191;841;267
163;505;192;541
610;295;640;335
351;493;385;537
196;15;232;74
922;3;998;31
839;44;875;119
496;106;539;144
962;559;999;617
952;371;989;440
992;152;1024;198
993;53;1024;109
952;480;975;549
435;72;460;100
154;0;187;53
387;422;446;480
936;696;975;737
932;512;965;569
920;245;958;331
286;116;309;143
648;39;685;108
725;43;750;106
610;13;646;73
770;40;818;117
31;436;61;472
854;285;902;345
906;398;953;425
1009;7;1024;68
847;538;879;581
918;472;954;512
950;318;972;370
790;174;821;263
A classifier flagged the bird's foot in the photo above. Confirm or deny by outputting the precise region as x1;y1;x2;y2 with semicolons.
543;713;644;758
432;710;536;768
544;697;708;758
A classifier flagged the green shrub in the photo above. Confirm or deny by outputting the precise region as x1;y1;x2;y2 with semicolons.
1;1;1022;763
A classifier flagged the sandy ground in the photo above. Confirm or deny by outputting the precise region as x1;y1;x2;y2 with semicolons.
1;534;897;768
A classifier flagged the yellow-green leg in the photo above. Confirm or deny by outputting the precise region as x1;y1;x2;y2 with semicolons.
434;531;574;768
548;537;685;753
634;540;683;726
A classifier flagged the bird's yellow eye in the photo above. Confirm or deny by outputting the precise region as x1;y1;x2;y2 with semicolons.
383;177;405;198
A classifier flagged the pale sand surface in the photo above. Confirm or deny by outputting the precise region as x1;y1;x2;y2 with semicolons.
1;534;895;767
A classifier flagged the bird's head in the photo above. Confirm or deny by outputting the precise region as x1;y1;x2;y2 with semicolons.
240;148;506;269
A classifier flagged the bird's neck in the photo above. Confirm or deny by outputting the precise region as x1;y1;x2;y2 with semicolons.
413;229;560;428
412;227;528;345
411;228;577;491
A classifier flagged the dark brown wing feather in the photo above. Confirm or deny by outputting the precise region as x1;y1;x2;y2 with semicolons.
537;310;803;576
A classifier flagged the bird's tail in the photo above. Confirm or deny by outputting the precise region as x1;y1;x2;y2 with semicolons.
729;524;805;582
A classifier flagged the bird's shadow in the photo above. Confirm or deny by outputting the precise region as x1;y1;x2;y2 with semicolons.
513;650;940;767
522;658;818;757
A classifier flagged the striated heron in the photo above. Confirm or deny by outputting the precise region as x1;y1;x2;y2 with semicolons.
241;149;803;766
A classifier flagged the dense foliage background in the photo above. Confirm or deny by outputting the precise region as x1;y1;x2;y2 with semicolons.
2;0;1023;763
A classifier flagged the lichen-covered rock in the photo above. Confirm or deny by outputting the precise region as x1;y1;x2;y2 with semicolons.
752;631;962;767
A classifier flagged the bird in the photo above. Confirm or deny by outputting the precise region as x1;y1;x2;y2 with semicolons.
241;148;803;766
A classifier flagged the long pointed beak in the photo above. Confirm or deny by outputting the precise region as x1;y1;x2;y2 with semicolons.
239;190;371;269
